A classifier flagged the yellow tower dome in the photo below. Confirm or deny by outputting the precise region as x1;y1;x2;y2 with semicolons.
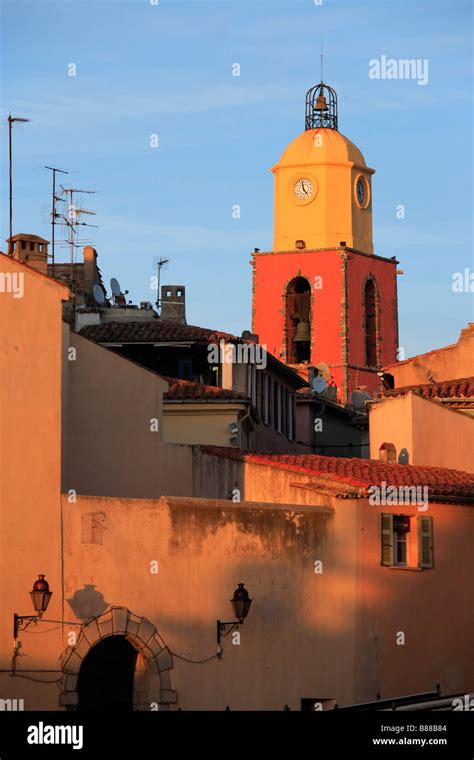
272;82;375;254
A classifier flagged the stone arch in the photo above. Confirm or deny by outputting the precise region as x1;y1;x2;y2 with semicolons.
362;273;380;368
59;606;177;711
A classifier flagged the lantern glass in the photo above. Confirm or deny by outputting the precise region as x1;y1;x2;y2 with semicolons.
30;575;52;617
230;583;252;622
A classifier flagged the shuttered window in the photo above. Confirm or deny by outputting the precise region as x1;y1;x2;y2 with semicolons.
381;514;394;566
418;516;434;568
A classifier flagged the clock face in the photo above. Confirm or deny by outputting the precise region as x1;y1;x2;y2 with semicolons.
356;179;365;205
294;178;314;201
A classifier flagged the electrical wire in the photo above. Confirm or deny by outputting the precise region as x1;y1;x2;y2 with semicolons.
169;650;219;664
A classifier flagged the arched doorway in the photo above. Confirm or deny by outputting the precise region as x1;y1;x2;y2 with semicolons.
77;635;137;712
286;276;311;364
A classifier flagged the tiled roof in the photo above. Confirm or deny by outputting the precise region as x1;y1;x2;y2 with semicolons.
80;319;238;344
201;447;474;502
163;377;247;401
381;377;474;408
12;233;49;243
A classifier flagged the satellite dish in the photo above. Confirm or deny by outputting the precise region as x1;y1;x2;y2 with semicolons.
351;389;371;409
93;283;105;305
312;376;328;394
110;277;121;297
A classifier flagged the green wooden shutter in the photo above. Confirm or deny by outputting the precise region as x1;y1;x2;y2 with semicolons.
418;516;434;568
381;513;394;566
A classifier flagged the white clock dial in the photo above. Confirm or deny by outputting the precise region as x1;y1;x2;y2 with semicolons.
294;178;314;200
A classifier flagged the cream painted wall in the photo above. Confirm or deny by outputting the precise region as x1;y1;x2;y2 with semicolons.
369;393;474;472
163;405;243;447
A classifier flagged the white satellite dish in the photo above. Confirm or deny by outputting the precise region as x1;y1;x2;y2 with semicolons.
351;389;372;409
110;277;121;297
312;376;328;394
93;283;105;305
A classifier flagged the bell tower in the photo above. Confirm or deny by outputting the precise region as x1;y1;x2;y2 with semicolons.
251;80;399;402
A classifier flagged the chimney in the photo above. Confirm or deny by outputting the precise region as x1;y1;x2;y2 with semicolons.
379;442;397;464
9;234;49;275
83;246;99;305
161;285;186;324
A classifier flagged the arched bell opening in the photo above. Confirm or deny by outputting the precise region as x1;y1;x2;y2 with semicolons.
364;277;379;367
286;277;311;364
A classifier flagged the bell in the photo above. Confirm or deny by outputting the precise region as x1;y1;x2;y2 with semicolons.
314;94;328;112
293;320;311;342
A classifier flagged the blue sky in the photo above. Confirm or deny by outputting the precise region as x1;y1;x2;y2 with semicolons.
1;0;472;358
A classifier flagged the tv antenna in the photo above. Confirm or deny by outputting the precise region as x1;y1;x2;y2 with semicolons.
7;114;30;256
57;186;98;290
44;166;68;277
155;257;170;314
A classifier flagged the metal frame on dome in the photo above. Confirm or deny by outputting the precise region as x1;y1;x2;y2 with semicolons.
305;82;338;131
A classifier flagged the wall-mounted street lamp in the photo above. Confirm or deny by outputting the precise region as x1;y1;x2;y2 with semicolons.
13;574;82;645
14;575;53;639
217;583;252;658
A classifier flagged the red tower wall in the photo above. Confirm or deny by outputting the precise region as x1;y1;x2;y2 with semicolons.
252;248;399;401
345;251;398;396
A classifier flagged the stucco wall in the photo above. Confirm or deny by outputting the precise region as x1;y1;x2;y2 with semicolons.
193;451;474;702
62;328;193;498
59;493;355;711
386;323;474;387
0;255;68;695
369;393;474;472
355;499;474;700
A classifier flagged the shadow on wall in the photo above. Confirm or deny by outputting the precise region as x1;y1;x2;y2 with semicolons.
67;585;110;620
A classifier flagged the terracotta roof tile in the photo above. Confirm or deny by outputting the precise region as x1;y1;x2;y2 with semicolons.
163;377;247;401
381;377;474;407
80;319;239;344
200;447;474;502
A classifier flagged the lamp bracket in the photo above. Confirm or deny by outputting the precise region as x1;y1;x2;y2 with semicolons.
13;614;38;640
216;619;241;657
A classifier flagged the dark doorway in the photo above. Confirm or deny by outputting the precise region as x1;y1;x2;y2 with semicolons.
77;635;138;712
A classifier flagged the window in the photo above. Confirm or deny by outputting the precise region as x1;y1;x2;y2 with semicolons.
275;384;282;433
286;390;294;440
30;242;34;251
247;365;257;407
166;289;171;297
281;387;287;436
263;374;270;425
364;278;378;367
38;244;43;252
21;241;26;250
176;290;182;297
381;514;433;569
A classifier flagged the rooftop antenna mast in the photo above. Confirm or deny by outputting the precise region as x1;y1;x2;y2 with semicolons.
58;187;97;290
45;166;68;278
155;257;170;315
7;115;30;256
320;43;323;83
